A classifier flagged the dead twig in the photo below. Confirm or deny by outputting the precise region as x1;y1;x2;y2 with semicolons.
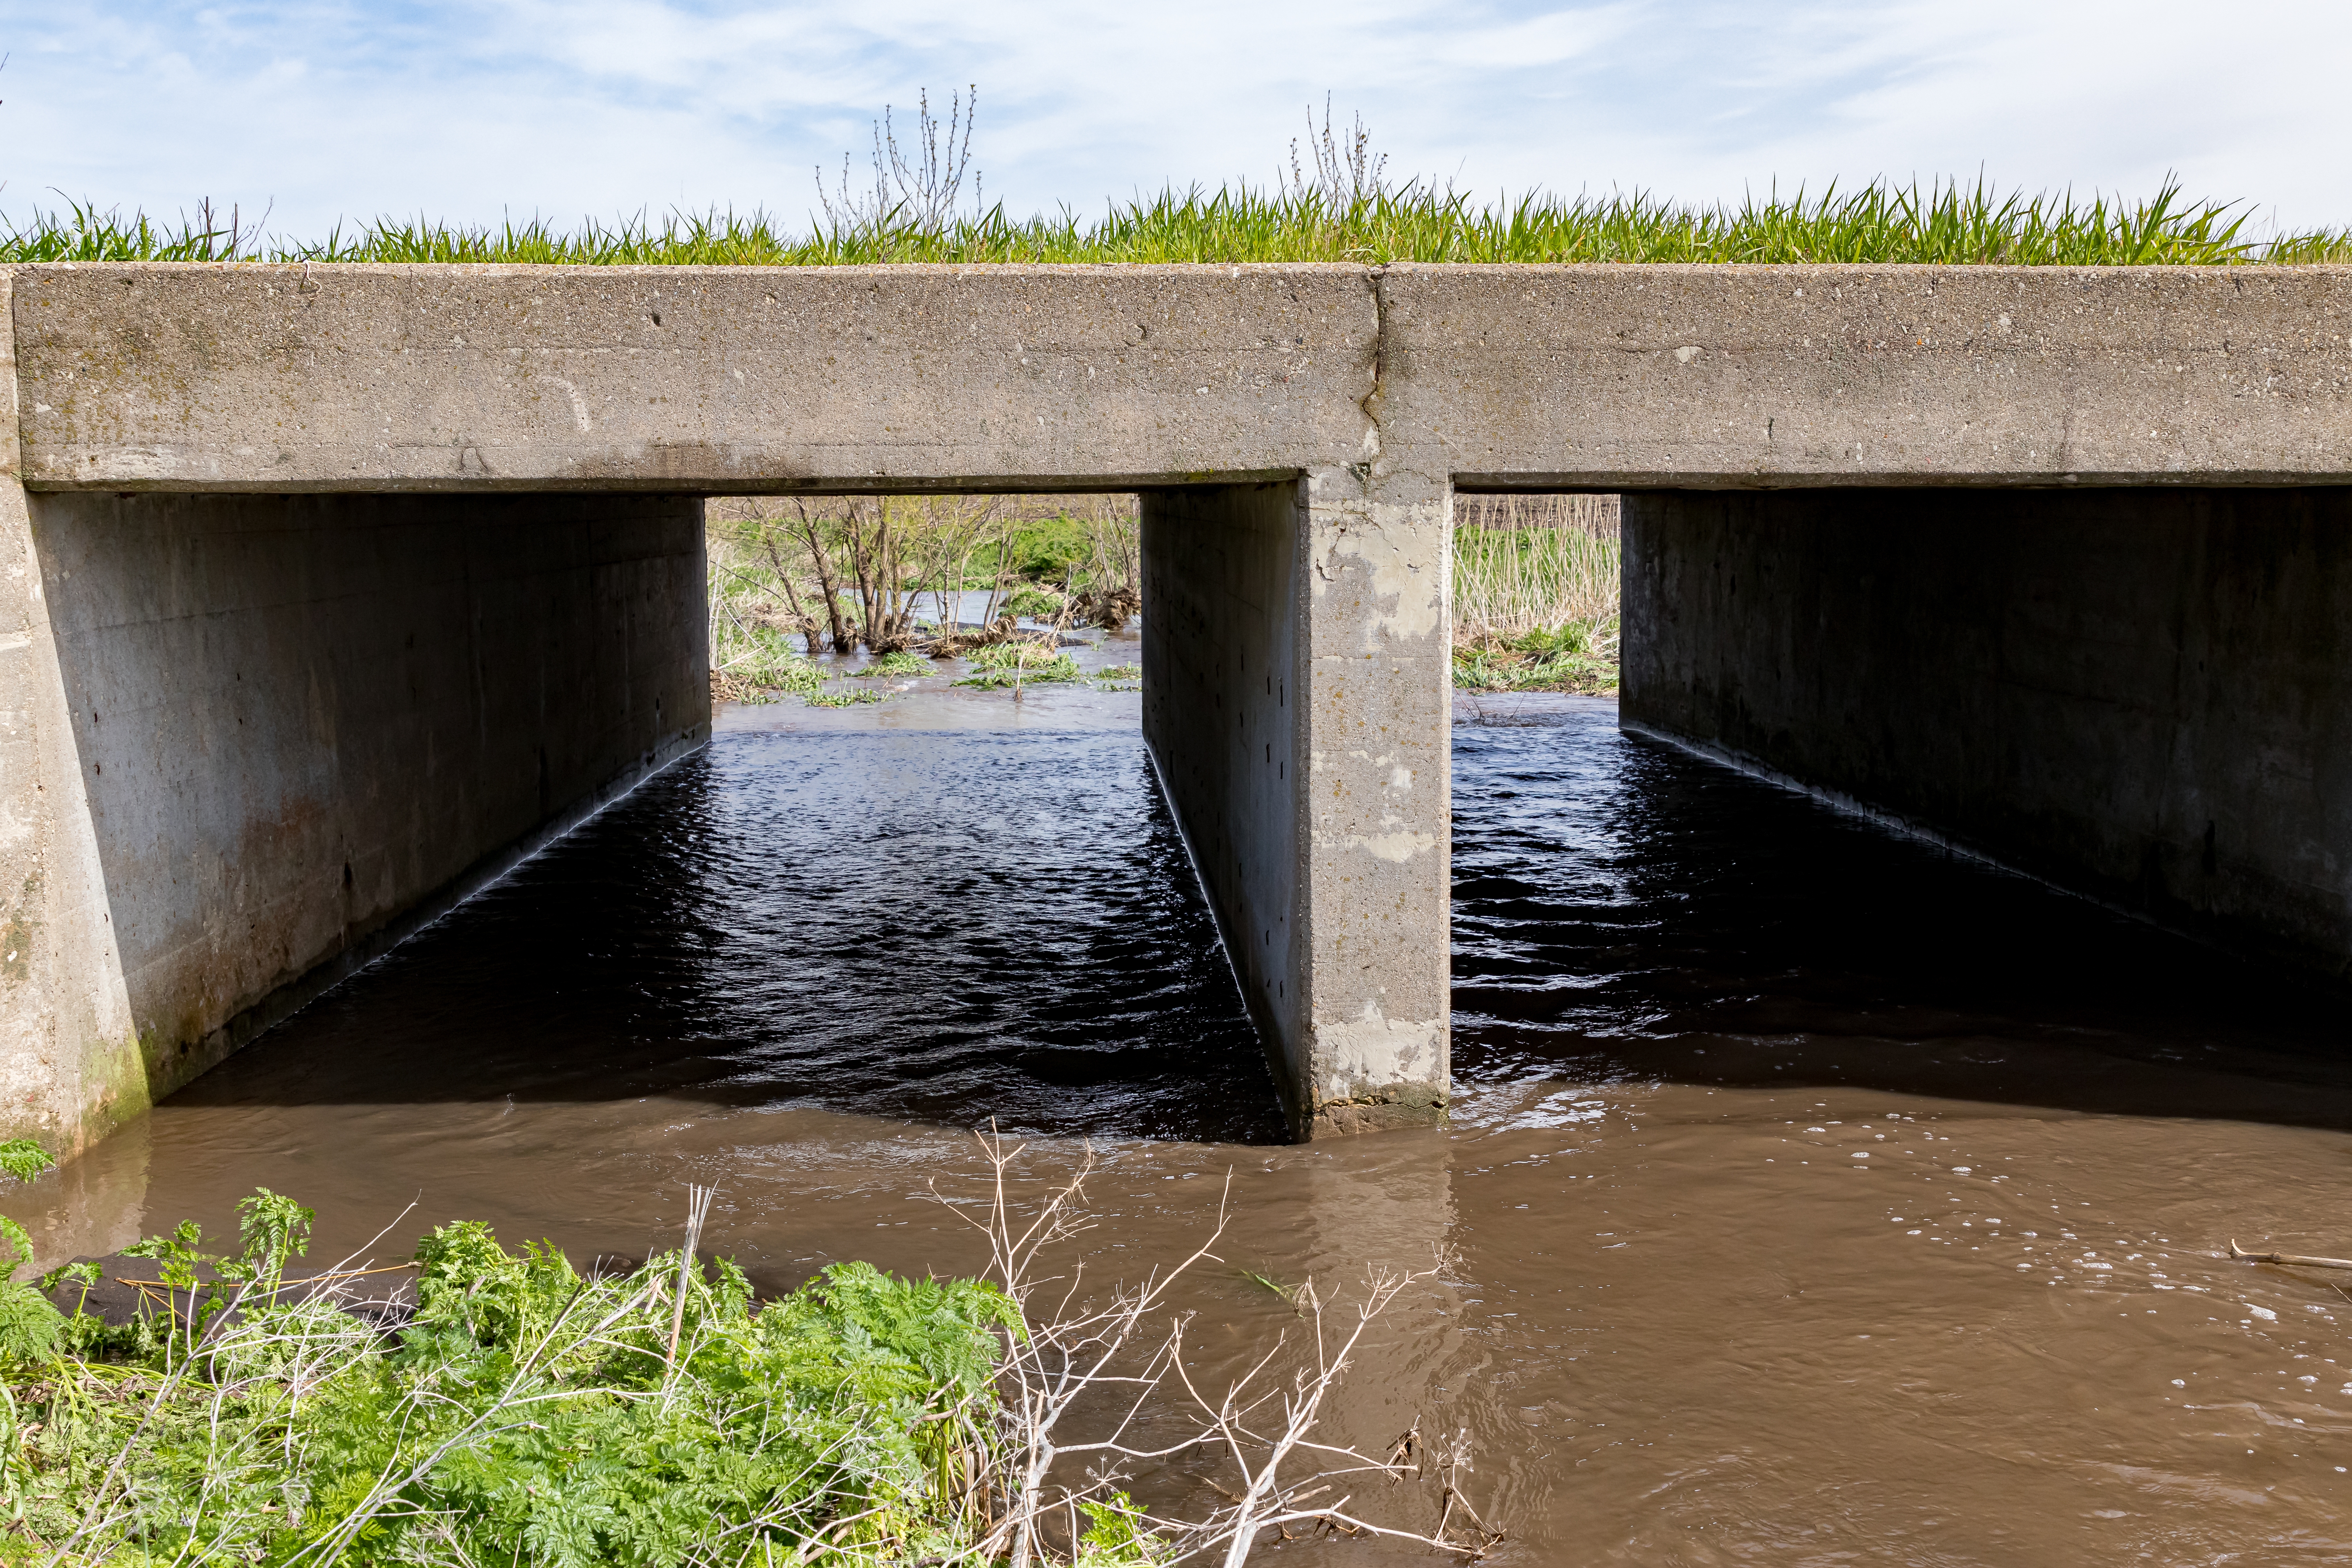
1385;1416;1422;1481
664;1183;717;1383
2229;1239;2352;1270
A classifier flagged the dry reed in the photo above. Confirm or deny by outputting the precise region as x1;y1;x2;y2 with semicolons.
1451;494;1621;645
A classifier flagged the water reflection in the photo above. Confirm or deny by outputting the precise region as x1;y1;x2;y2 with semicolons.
1453;695;2352;1130
167;728;1284;1144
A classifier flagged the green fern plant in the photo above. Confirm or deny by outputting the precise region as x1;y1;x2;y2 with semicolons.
0;1192;1174;1565
0;1142;53;1184
0;1220;63;1361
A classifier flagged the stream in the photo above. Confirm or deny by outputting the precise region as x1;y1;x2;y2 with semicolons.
24;650;2352;1562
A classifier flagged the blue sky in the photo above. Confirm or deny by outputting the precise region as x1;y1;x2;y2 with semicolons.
5;1;2348;240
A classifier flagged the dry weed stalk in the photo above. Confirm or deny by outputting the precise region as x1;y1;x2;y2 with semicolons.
938;1129;1503;1564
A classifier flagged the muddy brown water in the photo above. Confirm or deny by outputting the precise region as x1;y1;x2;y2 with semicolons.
24;654;2352;1563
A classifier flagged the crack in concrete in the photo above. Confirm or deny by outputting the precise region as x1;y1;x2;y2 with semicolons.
1357;265;1388;465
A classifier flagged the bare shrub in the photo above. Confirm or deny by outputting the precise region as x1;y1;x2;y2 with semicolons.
818;87;983;238
944;1129;1505;1564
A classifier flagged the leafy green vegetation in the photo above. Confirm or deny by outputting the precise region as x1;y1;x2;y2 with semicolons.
0;1127;1492;1564
0;1144;54;1185
806;688;885;708
0;1190;1104;1566
706;624;824;705
1002;585;1068;622
962;643;1075;673
7;176;2343;267
1003;519;1096;584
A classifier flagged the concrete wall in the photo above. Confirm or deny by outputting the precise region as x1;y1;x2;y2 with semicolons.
0;271;141;1156
1378;265;2352;488
13;264;1378;493
1622;487;2352;980
2;487;707;1152
1143;473;1452;1136
1300;467;1452;1132
1143;484;1306;1122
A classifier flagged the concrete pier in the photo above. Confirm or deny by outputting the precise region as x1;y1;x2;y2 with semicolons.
7;260;2352;1154
1143;475;1451;1138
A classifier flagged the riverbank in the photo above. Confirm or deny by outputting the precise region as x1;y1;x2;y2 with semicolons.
1450;494;1621;695
711;632;1144;726
0;1146;1456;1565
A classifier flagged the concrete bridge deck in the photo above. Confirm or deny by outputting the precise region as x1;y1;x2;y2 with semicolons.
5;261;2351;1155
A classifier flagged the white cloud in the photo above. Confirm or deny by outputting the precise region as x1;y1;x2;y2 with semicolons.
1;0;2345;240
1432;7;1640;69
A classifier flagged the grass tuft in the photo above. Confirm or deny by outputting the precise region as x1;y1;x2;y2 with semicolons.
846;650;932;678
1452;623;1621;695
953;651;1084;689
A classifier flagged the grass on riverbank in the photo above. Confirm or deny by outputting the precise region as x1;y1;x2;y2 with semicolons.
953;645;1086;690
7;176;2348;267
1453;496;1622;695
1453;621;1621;696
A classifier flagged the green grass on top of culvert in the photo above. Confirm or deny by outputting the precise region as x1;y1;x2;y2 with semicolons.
8;177;2349;267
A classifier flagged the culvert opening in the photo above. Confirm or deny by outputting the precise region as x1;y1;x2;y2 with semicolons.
1451;481;2352;1127
703;492;1145;708
1450;491;1623;700
126;486;1291;1153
